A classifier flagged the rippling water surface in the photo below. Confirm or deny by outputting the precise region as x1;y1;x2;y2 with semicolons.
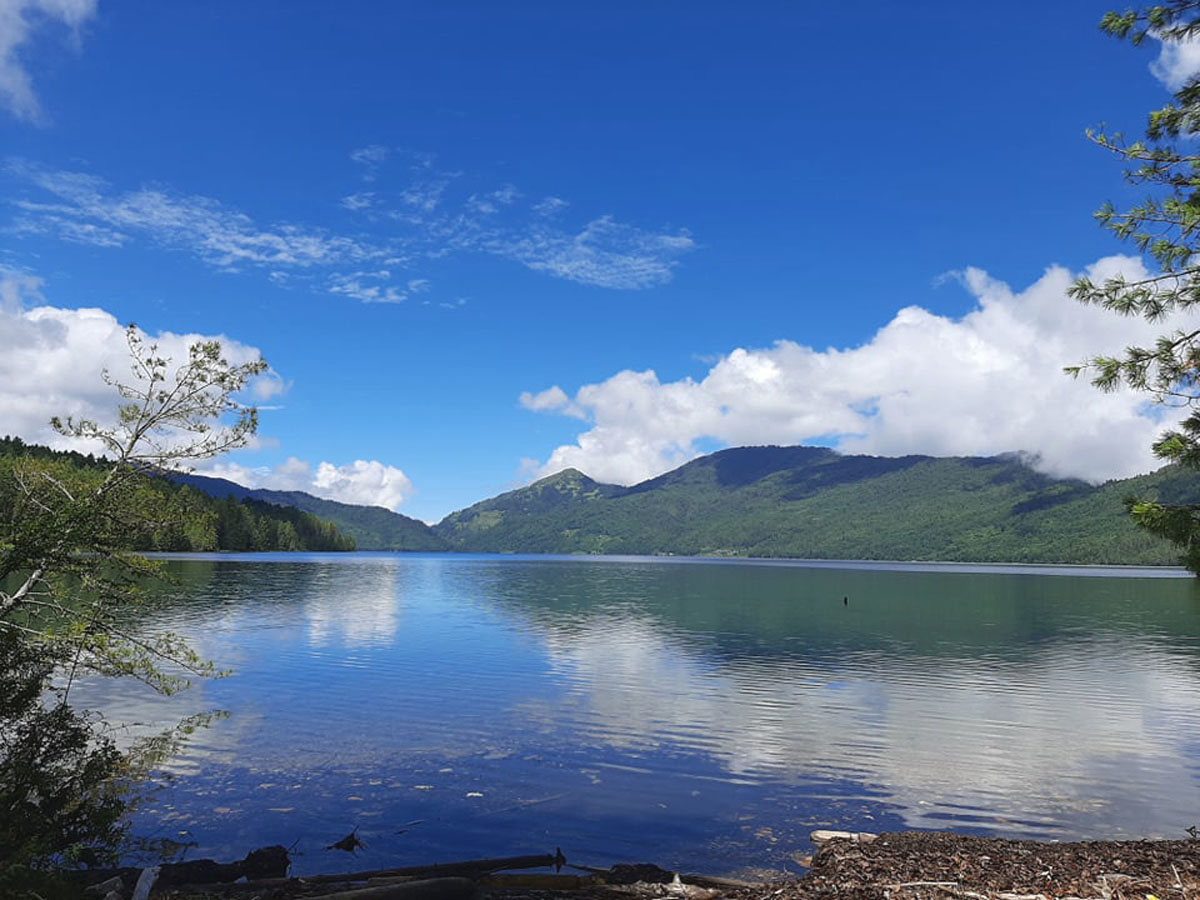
82;553;1200;876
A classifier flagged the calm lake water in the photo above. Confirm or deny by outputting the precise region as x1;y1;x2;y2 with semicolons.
83;553;1200;877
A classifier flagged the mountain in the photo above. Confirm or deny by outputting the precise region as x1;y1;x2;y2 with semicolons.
433;445;1200;565
170;473;447;551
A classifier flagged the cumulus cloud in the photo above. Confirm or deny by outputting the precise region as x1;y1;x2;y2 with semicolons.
0;0;96;122
314;459;412;508
0;266;412;510
1152;35;1200;90
519;385;583;416
522;257;1195;486
200;456;414;511
0;266;279;455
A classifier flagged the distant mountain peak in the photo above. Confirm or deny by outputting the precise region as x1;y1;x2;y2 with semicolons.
531;466;611;499
539;467;592;485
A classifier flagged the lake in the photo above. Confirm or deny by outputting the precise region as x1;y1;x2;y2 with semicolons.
83;553;1200;877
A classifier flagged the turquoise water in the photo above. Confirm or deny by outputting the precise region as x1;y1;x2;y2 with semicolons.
80;553;1200;877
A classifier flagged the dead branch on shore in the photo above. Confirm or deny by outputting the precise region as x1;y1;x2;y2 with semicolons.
163;849;569;895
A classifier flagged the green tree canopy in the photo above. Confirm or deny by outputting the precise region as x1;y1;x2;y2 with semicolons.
1070;1;1200;570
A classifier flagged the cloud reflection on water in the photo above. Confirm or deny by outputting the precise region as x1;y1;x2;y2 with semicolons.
87;556;1200;848
304;561;405;648
528;609;1200;837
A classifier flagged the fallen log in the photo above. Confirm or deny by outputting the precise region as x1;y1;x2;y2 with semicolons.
303;850;567;885
478;873;595;889
304;876;478;900
73;844;290;889
173;850;567;893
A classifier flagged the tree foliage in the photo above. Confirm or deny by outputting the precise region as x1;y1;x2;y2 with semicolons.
0;631;125;882
0;327;267;882
1069;1;1200;570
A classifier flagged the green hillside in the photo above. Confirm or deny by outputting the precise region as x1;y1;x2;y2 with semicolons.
0;437;356;552
169;473;446;551
241;489;447;552
433;446;1197;565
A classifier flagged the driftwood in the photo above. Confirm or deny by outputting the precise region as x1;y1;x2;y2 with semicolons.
304;876;478;900
809;830;879;845
130;865;159;900
172;850;568;894
75;844;290;889
568;862;766;890
479;873;595;889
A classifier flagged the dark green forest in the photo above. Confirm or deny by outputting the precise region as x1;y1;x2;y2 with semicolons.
0;437;355;552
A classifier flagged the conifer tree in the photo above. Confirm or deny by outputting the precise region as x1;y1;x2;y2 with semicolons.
1070;1;1200;570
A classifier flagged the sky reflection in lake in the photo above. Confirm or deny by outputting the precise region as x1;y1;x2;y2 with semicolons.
85;554;1200;875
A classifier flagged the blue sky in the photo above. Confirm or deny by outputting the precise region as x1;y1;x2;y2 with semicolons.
1;0;1195;522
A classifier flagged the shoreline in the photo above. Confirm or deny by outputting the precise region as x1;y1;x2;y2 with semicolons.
105;831;1200;899
770;829;1200;900
141;549;1193;578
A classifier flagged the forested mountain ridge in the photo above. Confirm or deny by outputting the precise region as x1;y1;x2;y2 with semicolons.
0;437;356;552
13;434;1196;564
169;472;447;551
433;445;1198;565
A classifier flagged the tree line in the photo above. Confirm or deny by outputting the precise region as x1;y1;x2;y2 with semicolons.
0;436;355;553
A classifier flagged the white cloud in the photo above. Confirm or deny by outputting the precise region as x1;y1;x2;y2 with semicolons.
340;191;376;211
0;266;278;455
350;145;389;165
519;385;584;418
522;257;1194;486
490;215;694;290
336;155;693;289
1152;36;1200;90
397;175;455;214
0;263;42;311
349;144;389;181
327;269;406;304
0;0;96;122
9;152;697;296
532;196;568;217
10;162;373;270
314;459;412;509
0;266;411;511
467;185;522;215
201;456;414;511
